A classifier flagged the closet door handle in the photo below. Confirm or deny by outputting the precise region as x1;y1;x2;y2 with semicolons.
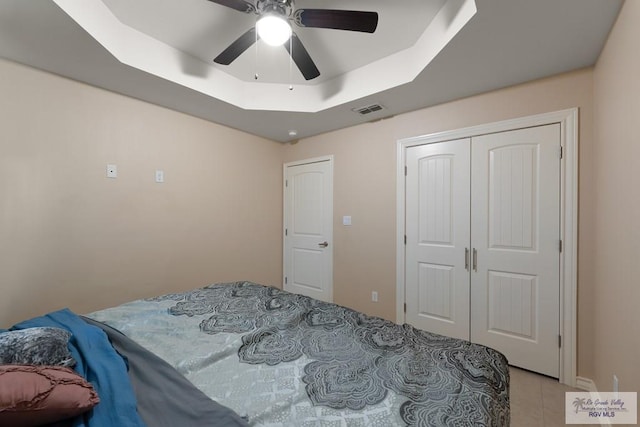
472;248;478;272
465;248;470;271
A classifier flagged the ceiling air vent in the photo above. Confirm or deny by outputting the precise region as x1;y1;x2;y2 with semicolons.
352;103;385;115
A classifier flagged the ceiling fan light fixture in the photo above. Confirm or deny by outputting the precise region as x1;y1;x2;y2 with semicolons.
256;14;291;46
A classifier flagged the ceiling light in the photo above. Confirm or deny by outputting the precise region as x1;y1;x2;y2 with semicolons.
288;130;297;137
256;14;292;47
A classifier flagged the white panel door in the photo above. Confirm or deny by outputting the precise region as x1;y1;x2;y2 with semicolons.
470;124;560;377
284;159;333;302
405;139;471;340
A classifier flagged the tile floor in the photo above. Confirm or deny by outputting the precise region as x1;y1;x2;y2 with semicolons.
510;367;589;426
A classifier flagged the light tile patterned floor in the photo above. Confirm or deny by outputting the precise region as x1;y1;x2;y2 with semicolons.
510;367;589;427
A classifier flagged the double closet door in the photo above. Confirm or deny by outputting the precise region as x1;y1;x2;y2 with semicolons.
405;124;561;378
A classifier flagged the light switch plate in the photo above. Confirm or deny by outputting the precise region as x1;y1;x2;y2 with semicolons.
343;216;352;226
155;170;164;183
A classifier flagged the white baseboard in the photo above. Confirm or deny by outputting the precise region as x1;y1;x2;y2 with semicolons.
575;376;597;392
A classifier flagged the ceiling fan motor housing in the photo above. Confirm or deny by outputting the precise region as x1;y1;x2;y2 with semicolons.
256;0;293;18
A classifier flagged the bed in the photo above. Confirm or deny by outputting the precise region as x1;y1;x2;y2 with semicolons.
2;281;510;426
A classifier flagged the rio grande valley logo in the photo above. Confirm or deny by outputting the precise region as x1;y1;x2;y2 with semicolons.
566;392;637;424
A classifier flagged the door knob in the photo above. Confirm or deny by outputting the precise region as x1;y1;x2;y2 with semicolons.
318;241;329;248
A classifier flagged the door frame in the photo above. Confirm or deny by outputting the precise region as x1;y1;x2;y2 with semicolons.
396;109;578;387
283;155;334;301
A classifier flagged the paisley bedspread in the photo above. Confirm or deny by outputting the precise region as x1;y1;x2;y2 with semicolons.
88;281;510;426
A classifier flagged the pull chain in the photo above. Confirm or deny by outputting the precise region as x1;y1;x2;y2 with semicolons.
288;35;293;91
254;29;259;80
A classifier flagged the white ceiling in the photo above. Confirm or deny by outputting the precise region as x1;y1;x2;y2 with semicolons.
51;0;474;113
0;0;623;142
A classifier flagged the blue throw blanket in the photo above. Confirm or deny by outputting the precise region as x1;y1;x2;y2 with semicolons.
11;309;146;427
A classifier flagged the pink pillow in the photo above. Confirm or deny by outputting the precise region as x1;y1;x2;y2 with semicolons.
0;365;100;427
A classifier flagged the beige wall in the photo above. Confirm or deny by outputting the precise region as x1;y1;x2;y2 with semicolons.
0;59;284;328
592;0;640;392
284;68;596;379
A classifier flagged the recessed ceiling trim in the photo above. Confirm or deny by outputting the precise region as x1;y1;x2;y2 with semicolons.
53;0;476;113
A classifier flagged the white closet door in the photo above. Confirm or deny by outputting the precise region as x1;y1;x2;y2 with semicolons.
470;124;560;377
405;138;471;340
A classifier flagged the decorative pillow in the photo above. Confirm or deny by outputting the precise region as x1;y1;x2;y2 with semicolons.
0;327;75;367
0;365;99;427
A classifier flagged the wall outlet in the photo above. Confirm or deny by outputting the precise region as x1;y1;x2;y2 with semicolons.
155;170;164;183
371;291;378;302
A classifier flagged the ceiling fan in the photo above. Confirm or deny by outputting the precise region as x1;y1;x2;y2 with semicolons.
208;0;379;80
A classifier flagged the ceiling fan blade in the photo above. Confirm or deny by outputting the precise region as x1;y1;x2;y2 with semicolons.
284;32;320;81
206;0;255;13
214;28;257;65
293;9;378;33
